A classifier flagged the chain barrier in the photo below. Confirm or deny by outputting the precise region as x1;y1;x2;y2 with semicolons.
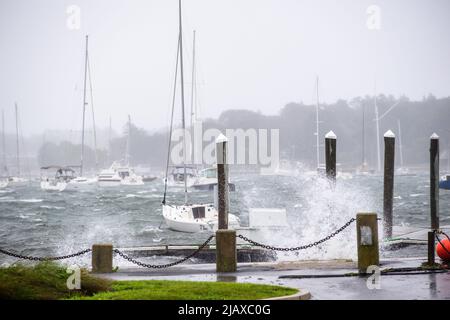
237;218;356;251
113;235;215;269
0;248;92;261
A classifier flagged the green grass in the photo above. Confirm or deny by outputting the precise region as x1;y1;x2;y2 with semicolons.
75;280;298;300
0;262;111;300
0;263;297;300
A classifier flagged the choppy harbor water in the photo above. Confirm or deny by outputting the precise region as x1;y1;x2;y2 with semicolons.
0;170;449;266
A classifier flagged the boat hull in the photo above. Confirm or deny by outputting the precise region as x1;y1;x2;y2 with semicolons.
162;204;240;233
40;181;67;192
0;180;9;189
98;179;122;187
66;177;97;191
440;179;450;190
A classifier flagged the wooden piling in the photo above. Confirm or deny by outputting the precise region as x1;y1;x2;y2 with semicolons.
91;244;113;273
356;213;379;273
427;231;435;266
430;133;440;230
383;130;395;239
216;229;237;272
325;131;336;181
216;134;229;230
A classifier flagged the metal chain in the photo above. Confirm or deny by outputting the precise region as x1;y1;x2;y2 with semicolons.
0;248;92;261
237;218;356;251
113;235;215;269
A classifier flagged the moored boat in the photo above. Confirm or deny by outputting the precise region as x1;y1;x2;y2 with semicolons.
440;175;450;190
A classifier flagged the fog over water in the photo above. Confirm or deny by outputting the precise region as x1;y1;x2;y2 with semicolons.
1;0;449;135
0;1;449;266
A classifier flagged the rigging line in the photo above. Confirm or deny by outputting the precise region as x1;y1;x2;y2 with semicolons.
190;30;196;130
1;109;7;175
87;53;98;171
178;0;188;204
377;101;401;121
80;35;89;177
15;106;31;180
162;33;181;205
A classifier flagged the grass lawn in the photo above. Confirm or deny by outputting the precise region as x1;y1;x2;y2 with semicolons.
0;262;297;300
76;280;298;300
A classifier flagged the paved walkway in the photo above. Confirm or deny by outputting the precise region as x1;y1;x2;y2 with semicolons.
97;257;450;300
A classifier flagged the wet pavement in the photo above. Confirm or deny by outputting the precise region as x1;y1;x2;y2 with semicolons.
96;256;450;300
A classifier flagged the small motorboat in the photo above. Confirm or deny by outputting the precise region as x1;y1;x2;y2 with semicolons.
0;178;9;189
142;175;157;183
164;165;198;188
440;175;450;190
162;203;240;233
191;166;235;191
66;176;98;190
97;163;122;187
120;167;144;186
8;176;29;187
98;162;144;187
40;166;76;192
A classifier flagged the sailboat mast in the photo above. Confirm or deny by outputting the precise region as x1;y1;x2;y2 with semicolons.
178;0;188;203
397;120;404;168
87;53;98;170
315;76;320;169
126;115;131;166
190;30;196;129
1;110;6;174
14;103;20;176
374;82;381;172
107;116;112;164
362;104;366;166
80;35;89;177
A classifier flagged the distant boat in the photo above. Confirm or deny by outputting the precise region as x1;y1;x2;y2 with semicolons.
1;109;9;189
97;163;122;187
165;165;198;188
68;35;98;190
40;166;77;192
191;166;236;191
395;120;415;176
440;175;450;190
97;161;144;187
142;175;157;183
161;1;240;233
8;103;29;186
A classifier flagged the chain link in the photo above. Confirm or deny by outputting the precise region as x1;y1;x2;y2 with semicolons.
0;248;92;261
237;218;356;251
113;235;215;269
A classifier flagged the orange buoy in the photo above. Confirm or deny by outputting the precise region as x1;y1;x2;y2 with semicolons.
436;238;450;261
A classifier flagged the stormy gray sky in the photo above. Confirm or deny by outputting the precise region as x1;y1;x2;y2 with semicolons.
1;0;449;135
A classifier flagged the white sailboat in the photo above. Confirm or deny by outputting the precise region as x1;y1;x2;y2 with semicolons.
120;115;144;186
66;35;98;190
161;1;239;233
314;77;325;174
97;116;144;187
356;103;373;175
8;103;29;186
395;120;412;176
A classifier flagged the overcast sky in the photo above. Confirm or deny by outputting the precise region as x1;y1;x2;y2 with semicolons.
1;0;449;135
